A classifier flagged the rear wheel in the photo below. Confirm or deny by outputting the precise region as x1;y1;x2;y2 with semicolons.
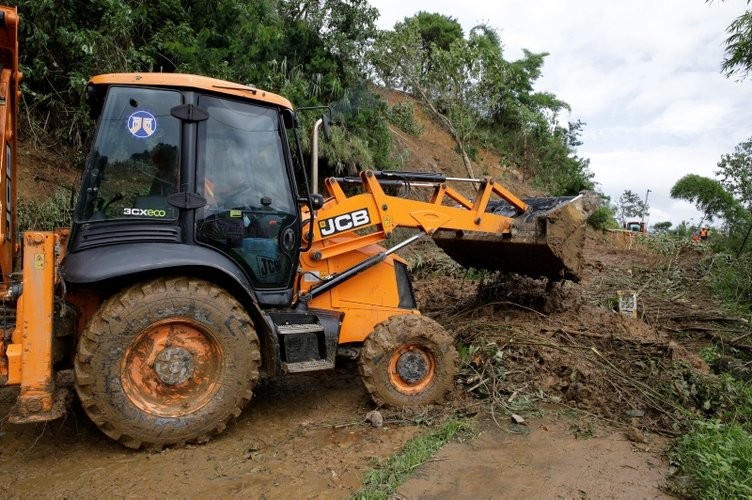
74;278;260;449
358;314;458;407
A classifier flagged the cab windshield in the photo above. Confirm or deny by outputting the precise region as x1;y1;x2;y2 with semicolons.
76;86;182;221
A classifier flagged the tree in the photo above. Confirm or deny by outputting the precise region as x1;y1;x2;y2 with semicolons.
670;174;744;225
716;137;752;210
652;221;673;234
719;1;752;79
617;190;648;227
11;0;388;171
370;13;591;188
370;16;500;177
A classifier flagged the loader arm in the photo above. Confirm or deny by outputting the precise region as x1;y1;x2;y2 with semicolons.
297;169;589;343
306;170;528;262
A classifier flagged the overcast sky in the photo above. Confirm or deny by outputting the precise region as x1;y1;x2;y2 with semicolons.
370;0;752;227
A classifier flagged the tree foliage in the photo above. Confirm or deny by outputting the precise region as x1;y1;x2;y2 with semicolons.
652;221;673;234
370;12;592;192
10;2;592;192
719;1;752;79
671;174;741;223
11;0;390;170
617;189;649;226
716;137;752;210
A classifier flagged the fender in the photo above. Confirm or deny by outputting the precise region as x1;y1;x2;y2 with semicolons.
60;242;293;306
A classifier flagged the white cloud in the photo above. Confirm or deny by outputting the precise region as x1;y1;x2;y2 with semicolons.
369;0;752;226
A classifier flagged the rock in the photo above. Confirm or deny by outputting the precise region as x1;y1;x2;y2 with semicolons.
510;413;526;424
625;427;647;444
365;410;384;428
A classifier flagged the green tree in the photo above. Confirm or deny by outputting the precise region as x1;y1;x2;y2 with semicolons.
370;13;591;189
716;137;752;210
617;189;648;227
371;16;497;177
719;1;752;79
670;174;744;225
12;0;388;171
652;221;673;234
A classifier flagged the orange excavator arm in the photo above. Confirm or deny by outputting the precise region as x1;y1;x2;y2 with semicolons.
297;169;588;343
306;170;528;262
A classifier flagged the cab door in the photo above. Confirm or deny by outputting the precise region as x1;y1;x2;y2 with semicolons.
195;95;300;290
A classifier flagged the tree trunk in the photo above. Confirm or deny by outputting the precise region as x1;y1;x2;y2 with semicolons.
411;83;476;178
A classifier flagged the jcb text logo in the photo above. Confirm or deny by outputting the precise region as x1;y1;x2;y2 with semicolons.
319;209;370;236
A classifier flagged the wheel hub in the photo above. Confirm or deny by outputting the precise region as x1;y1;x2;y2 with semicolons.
396;350;429;384
154;346;195;385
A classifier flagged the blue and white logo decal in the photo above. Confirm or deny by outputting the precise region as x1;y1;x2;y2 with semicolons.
127;110;157;138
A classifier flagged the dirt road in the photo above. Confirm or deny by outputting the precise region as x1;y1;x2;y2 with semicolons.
1;230;685;498
1;364;420;498
1;378;671;498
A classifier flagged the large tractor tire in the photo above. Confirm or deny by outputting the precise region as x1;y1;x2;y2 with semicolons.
74;278;260;449
358;314;458;407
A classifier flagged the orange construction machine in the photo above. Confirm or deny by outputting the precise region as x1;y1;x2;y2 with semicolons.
0;6;590;449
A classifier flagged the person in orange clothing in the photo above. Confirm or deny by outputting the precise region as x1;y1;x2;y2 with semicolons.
699;227;709;241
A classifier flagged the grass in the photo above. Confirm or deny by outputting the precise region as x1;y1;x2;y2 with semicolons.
671;420;752;498
669;375;752;498
353;418;473;499
17;188;74;232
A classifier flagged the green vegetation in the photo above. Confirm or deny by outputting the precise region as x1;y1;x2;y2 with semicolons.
670;375;752;498
354;418;473;499
9;1;593;191
370;12;592;193
705;253;752;314
587;205;619;230
720;1;752;80
17;188;73;232
667;130;752;493
617;189;649;227
388;101;423;137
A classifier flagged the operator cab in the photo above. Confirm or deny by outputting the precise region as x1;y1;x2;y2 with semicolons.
65;74;305;305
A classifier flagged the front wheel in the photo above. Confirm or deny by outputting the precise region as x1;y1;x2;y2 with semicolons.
358;315;458;407
74;278;261;449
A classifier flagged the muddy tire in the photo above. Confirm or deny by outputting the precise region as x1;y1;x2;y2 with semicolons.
74;278;260;450
358;314;458;407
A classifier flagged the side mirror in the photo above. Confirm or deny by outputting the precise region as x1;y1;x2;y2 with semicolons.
310;193;324;210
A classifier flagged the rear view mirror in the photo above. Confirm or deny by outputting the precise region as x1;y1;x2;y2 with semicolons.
310;193;324;210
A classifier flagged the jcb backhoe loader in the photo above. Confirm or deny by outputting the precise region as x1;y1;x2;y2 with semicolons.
0;6;591;449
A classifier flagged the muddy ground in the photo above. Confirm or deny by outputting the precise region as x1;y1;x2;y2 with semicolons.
0;229;722;498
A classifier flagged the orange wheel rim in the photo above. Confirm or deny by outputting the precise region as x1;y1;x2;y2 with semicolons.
387;344;436;395
121;319;223;418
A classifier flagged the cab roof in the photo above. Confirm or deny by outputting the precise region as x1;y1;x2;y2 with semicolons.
88;73;294;110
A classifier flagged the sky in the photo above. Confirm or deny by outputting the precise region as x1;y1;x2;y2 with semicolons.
369;0;752;228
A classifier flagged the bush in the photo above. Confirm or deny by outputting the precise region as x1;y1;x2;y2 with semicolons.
17;188;73;232
388;101;423;137
587;205;618;230
671;420;752;498
706;252;752;314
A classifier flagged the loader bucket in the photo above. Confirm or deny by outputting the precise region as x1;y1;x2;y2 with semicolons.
432;195;590;281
